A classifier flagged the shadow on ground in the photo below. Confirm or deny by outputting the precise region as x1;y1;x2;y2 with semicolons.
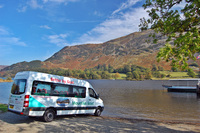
0;112;200;133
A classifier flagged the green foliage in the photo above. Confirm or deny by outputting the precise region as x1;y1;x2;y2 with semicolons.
6;77;12;80
152;71;165;78
132;71;140;80
113;72;120;79
158;66;164;71
171;66;179;72
4;63;197;80
125;65;153;80
126;72;133;80
140;0;200;71
187;69;196;78
0;104;8;112
151;64;157;71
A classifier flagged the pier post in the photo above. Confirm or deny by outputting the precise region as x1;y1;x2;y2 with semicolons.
197;81;200;94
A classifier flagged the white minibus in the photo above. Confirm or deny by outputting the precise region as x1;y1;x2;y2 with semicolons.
8;71;104;122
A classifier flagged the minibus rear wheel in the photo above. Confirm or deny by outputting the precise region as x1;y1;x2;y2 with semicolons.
43;109;55;122
94;107;101;116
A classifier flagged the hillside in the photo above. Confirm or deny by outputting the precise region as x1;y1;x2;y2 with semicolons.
0;65;7;70
1;30;171;74
45;29;170;70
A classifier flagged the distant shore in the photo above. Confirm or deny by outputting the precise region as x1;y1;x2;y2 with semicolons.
0;79;13;82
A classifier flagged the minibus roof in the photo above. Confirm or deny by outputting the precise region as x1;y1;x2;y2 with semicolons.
15;71;93;88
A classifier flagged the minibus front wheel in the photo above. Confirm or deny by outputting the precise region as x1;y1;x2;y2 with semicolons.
94;107;101;116
43;108;55;122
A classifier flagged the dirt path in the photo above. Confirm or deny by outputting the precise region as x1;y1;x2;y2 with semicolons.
1;112;200;133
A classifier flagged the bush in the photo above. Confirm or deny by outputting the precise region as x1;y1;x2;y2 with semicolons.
6;77;12;80
0;104;8;112
187;69;196;78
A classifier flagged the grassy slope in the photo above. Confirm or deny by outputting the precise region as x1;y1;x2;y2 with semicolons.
0;104;8;112
113;71;198;80
159;71;198;79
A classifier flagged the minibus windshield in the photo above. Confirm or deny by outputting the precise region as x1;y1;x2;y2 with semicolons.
11;79;27;95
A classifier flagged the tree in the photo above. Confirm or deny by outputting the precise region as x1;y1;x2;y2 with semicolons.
132;71;140;80
114;72;120;79
144;70;152;79
140;0;200;70
151;64;157;71
187;69;196;78
6;77;12;81
126;72;133;80
158;66;164;71
124;65;131;73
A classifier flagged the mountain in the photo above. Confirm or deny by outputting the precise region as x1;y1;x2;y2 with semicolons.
0;65;8;70
1;30;171;74
44;29;170;69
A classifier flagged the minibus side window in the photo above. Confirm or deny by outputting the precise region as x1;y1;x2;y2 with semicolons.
31;81;86;98
11;79;27;95
89;88;97;98
32;81;51;96
73;86;86;98
53;84;69;97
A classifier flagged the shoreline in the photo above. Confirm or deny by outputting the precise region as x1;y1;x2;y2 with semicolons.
103;116;200;125
1;106;200;125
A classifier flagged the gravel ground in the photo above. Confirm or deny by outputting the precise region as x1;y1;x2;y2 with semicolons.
0;112;200;133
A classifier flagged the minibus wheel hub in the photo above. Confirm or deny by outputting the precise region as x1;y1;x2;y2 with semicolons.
94;108;101;116
43;109;55;122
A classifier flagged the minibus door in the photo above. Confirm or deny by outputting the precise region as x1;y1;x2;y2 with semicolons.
8;79;27;112
88;88;97;108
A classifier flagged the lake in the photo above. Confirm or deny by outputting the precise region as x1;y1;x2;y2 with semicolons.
1;80;200;122
0;82;12;104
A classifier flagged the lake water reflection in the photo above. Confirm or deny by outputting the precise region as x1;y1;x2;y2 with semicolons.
1;80;200;122
88;80;200;122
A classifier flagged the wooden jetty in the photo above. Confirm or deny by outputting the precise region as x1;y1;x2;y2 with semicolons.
162;79;200;93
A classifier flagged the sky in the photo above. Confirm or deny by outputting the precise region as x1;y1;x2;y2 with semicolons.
0;0;149;66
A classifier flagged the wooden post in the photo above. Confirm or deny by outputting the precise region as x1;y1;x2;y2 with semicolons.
197;81;200;94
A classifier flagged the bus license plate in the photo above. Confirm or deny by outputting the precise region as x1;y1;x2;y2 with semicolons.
9;105;14;109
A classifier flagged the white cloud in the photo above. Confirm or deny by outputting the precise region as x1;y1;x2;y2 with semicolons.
17;6;27;12
0;26;27;46
93;11;103;17
112;0;142;15
17;0;79;12
40;25;52;29
0;37;26;46
47;33;69;46
70;0;147;45
0;4;4;8
28;0;43;9
0;26;9;35
17;0;43;12
43;0;79;4
78;7;148;44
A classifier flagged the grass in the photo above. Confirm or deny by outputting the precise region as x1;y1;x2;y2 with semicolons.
0;104;8;113
112;71;198;80
159;71;198;79
111;73;126;80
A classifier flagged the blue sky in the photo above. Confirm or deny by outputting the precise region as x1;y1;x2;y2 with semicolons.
0;0;148;65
